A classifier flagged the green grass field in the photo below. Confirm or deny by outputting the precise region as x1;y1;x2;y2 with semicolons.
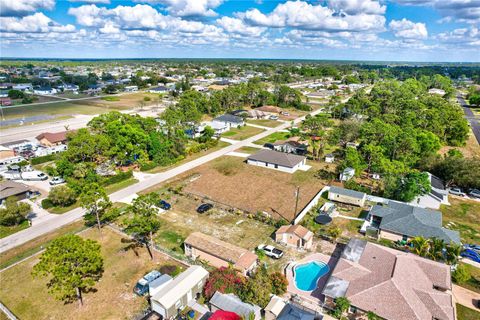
253;131;291;145
458;262;480;294
441;198;480;243
247;119;282;128
457;304;480;320
0;220;29;239
221;126;264;140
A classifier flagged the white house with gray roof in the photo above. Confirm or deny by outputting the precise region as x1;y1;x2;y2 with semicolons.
209;292;261;320
366;201;460;243
328;186;366;207
247;149;307;173
411;172;449;209
212;114;245;130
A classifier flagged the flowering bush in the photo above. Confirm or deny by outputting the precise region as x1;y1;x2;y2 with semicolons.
203;267;245;299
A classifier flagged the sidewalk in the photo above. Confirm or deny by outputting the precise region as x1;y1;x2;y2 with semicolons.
453;284;480;311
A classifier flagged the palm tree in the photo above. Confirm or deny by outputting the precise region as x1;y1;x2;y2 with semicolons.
427;238;445;261
410;236;429;257
445;243;463;265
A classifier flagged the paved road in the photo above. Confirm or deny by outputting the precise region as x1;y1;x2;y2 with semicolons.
0;107;327;253
458;95;480;145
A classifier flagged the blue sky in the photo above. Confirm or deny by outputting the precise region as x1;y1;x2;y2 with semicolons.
1;0;479;61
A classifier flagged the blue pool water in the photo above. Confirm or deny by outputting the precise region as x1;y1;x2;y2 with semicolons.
294;261;330;291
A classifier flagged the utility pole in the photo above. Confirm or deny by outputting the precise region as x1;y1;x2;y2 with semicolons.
293;186;300;220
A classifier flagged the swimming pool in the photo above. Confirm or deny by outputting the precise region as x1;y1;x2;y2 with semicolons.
294;261;330;291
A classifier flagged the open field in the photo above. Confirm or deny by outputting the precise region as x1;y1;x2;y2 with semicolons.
441;198;480;243
253;131;291;145
221;126;264;140
247;119;283;128
0;227;184;320
1;92;160;120
165;156;325;221
456;304;480;320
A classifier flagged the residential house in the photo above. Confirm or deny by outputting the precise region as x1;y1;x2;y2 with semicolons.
184;232;258;276
33;87;57;95
0;181;32;203
247;149;307;174
212;114;245;130
265;296;316;320
36;131;69;147
124;85;138;92
150;266;209;319
411;172;449;209
275;224;314;250
209;292;261;320
148;274;173;297
271;139;308;156
0;146;14;160
325;154;334;163
0;97;12;106
428;88;446;96
328;186;366;207
322;239;455;320
339;167;355;181
364;201;460;243
12;83;32;91
149;86;169;93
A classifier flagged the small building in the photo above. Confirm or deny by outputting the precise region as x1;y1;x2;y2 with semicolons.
322;239;455;320
265;296;316;320
212;114;245;130
339;167;355;181
36;131;69;147
151;266;209;319
184;232;258;276
33;87;57;95
325;154;334;163
124;85;138;92
209;292;261;320
149;86;169;93
247;149;307;174
0;146;15;160
428;88;446;96
345;142;358;149
0;181;32;204
148;274;173;297
275;224;314;250
328;186;366;207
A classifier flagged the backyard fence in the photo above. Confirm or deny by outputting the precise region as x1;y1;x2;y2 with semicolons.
0;301;18;320
293;186;330;225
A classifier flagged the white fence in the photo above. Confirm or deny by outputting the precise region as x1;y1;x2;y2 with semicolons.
293;186;330;225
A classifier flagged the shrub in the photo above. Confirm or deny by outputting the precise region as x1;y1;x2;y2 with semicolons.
203;267;245;299
140;162;157;172
159;265;183;277
452;264;471;284
269;272;288;295
48;185;77;207
30;154;57;165
101;170;133;186
41;198;54;209
0;197;30;226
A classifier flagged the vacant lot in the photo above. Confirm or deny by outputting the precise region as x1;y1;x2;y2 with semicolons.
247;119;282;128
172;156;324;221
221;126;264;140
441;198;480;243
0;227;183;320
253;131;291;145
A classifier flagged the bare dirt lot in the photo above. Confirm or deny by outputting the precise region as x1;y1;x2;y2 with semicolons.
170;156;325;221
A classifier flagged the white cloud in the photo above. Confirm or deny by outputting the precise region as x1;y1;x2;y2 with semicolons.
69;0;110;4
393;0;480;23
136;0;223;17
389;18;428;39
0;12;75;33
328;0;386;15
241;1;385;32
0;0;55;17
437;26;480;47
216;16;265;37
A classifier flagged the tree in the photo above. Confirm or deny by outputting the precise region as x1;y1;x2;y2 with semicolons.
384;171;431;202
341;148;366;176
427;238;445;261
123;194;161;259
452;264;470;284
269;271;288;295
32;234;103;306
410;236;429;257
48;185;77;207
79;183;111;231
203;267;245;299
8;89;24;99
327;225;342;242
238;265;273;308
0;196;31;226
334;297;350;319
445;243;463;265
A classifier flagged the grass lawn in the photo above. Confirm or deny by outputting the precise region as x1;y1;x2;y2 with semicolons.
0;220;87;270
456;304;480;320
441;198;480;243
101;96;121;101
247;119;282;128
105;178;139;194
47;201;79;214
0;220;30;239
221;126;264;140
235;146;262;154
458;262;480;294
253;131;291;145
0;227;184;320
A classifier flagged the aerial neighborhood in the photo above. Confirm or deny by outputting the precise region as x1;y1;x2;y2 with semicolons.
0;27;480;320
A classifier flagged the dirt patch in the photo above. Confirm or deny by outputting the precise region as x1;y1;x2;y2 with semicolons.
178;156;325;221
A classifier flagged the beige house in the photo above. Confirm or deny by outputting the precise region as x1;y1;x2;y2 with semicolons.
328;186;366;207
0;146;15;160
35;131;69;147
275;225;313;250
151;266;209;319
184;232;258;275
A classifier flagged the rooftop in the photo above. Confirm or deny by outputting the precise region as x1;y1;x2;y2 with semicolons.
329;186;366;200
276;224;313;241
247;149;306;168
0;181;31;200
213;114;244;123
210;292;261;319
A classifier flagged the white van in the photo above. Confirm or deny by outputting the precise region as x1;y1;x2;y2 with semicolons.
21;171;48;181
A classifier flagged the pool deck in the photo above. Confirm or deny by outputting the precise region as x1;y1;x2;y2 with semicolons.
286;252;338;304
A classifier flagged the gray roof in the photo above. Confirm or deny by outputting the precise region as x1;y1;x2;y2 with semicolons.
0;181;31;201
329;186;366;200
371;202;460;243
247;149;306;168
277;303;317;320
322;276;350;299
430;173;445;190
213;114;244;124
149;274;172;290
210;292;261;318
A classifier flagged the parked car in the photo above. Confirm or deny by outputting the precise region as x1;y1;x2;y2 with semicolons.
269;115;279;120
460;249;480;263
281;111;290;116
21;171;48;181
158;200;171;210
257;244;284;259
134;270;162;296
196;203;213;213
467;188;480;199
449;187;465;196
49;176;65;185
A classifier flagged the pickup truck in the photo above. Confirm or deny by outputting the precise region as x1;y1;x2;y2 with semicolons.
257;244;284;259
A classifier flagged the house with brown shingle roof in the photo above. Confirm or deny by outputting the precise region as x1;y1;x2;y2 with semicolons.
275;225;313;250
184;232;258;276
322;238;455;320
35;131;69;147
